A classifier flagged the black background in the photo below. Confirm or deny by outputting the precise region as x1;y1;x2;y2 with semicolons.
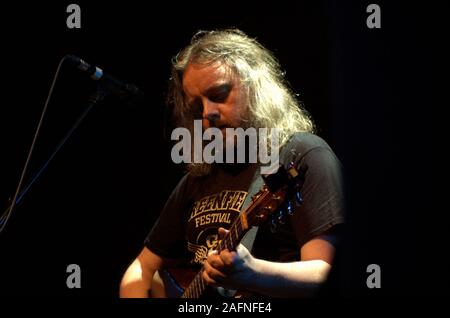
0;0;442;308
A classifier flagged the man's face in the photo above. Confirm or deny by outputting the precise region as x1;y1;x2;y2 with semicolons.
182;62;247;132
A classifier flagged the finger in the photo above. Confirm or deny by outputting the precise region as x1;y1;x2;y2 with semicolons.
207;251;225;269
214;249;232;267
202;269;219;287
202;260;227;286
208;249;218;257
218;227;229;239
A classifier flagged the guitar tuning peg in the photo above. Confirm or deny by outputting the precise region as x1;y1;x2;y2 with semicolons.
295;191;303;205
270;217;278;233
277;210;286;225
287;201;294;215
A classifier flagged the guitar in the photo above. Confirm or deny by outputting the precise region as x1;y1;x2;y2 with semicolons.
150;164;303;298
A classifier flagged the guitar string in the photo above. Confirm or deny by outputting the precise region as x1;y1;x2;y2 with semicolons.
182;193;260;298
182;187;283;298
183;192;267;298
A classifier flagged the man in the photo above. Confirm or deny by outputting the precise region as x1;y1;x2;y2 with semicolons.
120;29;344;298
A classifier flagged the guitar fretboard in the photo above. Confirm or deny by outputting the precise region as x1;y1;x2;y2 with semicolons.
181;189;269;298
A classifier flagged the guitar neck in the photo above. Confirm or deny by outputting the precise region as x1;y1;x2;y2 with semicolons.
178;165;299;298
182;193;266;298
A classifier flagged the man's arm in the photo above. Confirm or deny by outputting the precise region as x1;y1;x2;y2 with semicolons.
120;247;164;298
202;229;337;298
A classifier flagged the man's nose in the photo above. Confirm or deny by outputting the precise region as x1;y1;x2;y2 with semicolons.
202;99;220;125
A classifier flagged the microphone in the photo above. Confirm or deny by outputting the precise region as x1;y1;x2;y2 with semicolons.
65;54;143;98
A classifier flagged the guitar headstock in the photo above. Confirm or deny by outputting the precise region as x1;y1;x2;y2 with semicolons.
245;164;303;229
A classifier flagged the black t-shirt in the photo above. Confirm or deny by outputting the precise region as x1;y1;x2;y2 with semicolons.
145;132;344;266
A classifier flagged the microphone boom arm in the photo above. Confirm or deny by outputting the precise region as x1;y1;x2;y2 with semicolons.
0;55;112;234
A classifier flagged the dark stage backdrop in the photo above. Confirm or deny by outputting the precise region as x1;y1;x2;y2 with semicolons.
0;0;440;308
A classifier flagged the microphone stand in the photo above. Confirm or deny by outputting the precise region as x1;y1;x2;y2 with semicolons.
0;61;110;234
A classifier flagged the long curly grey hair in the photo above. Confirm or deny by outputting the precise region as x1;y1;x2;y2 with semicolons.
168;29;315;176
